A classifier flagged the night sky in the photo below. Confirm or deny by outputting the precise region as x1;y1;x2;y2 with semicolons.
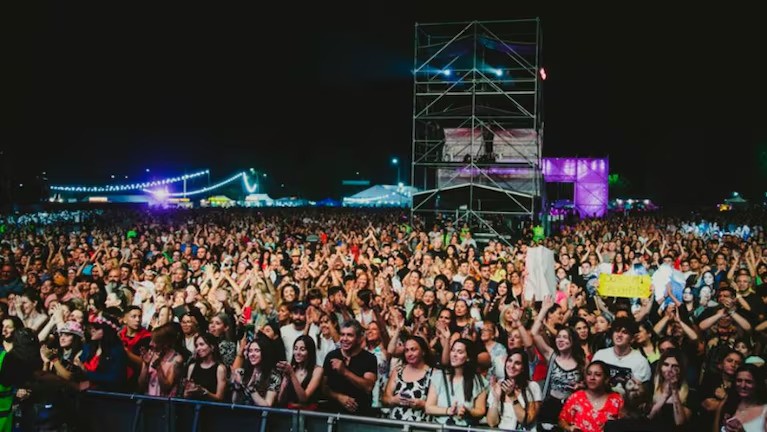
2;4;766;206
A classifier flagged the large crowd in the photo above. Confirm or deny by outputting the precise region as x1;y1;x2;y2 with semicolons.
0;208;765;432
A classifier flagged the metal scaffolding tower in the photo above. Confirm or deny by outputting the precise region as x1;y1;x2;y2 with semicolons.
410;19;543;240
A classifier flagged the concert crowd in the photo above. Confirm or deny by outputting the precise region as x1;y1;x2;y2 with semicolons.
0;208;765;432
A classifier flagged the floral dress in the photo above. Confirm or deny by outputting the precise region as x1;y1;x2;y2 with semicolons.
559;390;623;432
233;369;282;406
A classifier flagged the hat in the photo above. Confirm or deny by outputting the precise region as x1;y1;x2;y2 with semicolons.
290;249;301;257
58;321;84;339
289;302;307;313
44;293;59;310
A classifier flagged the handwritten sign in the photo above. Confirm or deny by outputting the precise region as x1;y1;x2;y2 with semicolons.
597;274;652;298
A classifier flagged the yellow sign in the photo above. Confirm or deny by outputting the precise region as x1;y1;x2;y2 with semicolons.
597;274;652;298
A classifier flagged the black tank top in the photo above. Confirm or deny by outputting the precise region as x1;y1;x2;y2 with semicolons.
190;362;219;397
282;366;317;406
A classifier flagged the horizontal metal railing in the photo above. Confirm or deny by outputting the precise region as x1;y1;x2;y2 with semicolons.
76;391;520;432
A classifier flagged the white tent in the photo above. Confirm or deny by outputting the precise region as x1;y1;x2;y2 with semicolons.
343;185;416;207
243;193;274;207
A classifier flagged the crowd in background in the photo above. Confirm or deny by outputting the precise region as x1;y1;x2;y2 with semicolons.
0;208;765;432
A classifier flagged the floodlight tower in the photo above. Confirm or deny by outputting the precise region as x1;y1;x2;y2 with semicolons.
410;19;543;243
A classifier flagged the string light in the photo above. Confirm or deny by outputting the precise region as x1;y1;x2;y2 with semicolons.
142;172;245;197
242;174;258;193
50;169;210;193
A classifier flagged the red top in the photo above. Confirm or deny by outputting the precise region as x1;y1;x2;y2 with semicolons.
531;348;548;381
119;327;151;379
559;390;623;432
82;354;100;373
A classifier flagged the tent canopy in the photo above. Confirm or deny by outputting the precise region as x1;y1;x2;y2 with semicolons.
343;185;415;207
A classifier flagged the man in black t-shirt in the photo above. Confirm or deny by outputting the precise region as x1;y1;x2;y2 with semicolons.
322;319;377;415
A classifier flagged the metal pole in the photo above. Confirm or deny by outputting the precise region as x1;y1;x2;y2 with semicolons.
131;399;143;432
411;22;419;224
191;404;201;432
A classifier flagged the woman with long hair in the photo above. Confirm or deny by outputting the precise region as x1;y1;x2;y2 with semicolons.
449;299;472;337
138;323;184;397
647;349;691;429
276;335;323;409
559;360;623;432
425;338;488;427
79;314;128;392
1;316;24;353
383;335;434;422
635;321;660;366
487;348;542;431
179;313;200;356
15;290;48;334
208;312;237;369
41;320;85;382
714;364;766;432
571;317;595;362
315;311;340;367
231;337;281;407
533;297;586;429
364;320;390;411
183;332;227;402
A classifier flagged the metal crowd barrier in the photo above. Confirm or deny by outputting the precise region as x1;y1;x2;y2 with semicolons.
76;391;516;432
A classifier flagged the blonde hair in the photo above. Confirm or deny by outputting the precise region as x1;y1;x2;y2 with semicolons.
153;275;172;295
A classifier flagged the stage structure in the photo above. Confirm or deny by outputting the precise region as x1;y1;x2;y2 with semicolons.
542;158;609;218
410;19;544;238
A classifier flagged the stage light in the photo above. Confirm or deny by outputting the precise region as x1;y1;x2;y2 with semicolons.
540;67;547;80
494;68;503;77
442;69;451;76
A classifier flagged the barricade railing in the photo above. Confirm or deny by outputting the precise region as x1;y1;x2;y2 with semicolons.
77;391;519;432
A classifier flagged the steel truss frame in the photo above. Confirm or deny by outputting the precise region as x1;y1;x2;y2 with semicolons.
410;19;543;240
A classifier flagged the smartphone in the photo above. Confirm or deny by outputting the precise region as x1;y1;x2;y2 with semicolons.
243;306;252;322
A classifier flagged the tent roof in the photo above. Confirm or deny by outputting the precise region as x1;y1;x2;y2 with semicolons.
347;185;416;200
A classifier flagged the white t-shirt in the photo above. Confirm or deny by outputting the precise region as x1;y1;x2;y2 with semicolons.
487;381;542;431
315;334;339;366
430;369;488;426
591;347;652;387
280;323;319;361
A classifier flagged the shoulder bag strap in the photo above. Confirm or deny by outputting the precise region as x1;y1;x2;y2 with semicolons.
541;352;557;399
441;369;451;406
